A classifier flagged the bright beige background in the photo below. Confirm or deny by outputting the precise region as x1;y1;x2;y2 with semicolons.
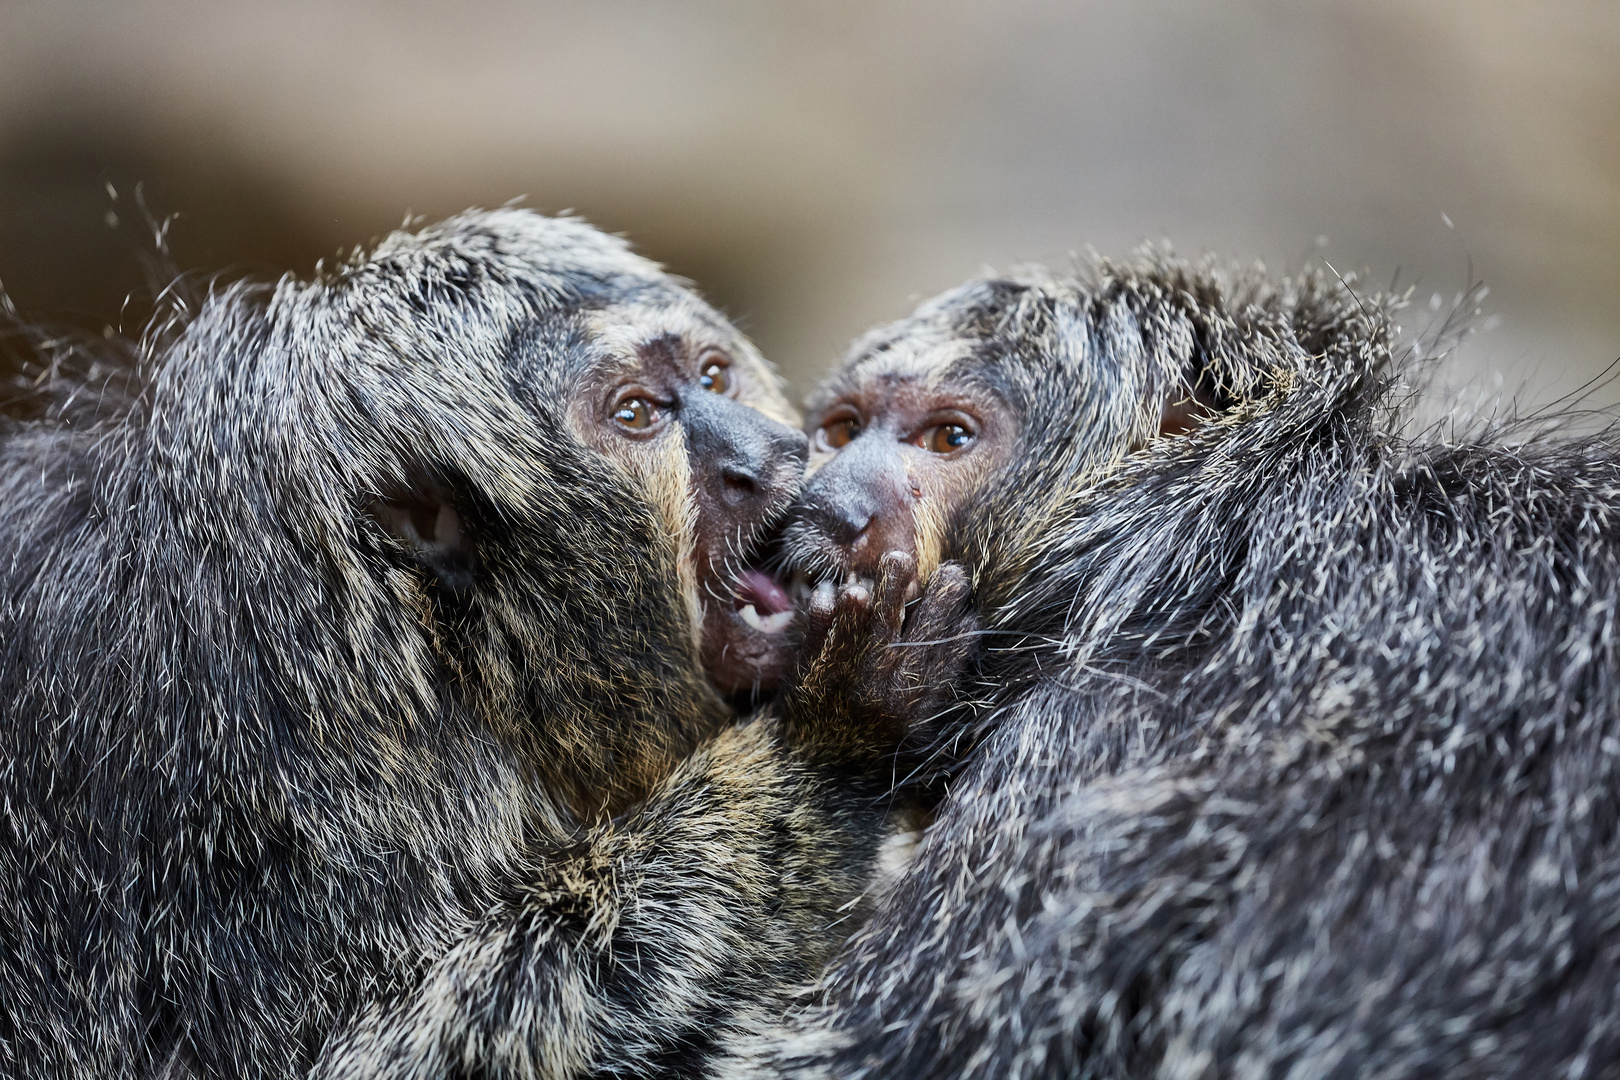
2;1;1616;409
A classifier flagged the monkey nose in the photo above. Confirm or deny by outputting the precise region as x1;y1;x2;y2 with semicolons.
815;505;872;548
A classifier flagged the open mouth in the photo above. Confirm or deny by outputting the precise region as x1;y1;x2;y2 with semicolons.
733;567;795;633
701;512;801;696
776;516;876;601
777;515;921;608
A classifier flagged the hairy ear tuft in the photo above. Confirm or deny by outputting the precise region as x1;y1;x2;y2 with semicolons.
1158;380;1221;438
366;479;477;599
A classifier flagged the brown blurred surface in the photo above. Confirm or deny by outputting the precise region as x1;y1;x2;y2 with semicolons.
2;0;1616;407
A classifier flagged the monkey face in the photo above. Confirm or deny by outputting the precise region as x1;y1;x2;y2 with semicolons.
787;336;1014;591
344;210;809;778
786;266;1236;604
570;297;807;698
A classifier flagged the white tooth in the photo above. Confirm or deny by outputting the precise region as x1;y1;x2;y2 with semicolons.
759;609;794;633
738;603;764;630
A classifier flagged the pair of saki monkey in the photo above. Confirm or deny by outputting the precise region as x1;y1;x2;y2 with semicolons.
3;207;1619;1079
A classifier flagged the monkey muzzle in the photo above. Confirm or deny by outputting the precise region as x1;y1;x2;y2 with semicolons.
684;389;807;696
781;431;923;597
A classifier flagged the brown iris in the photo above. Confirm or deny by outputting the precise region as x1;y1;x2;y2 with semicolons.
613;397;659;429
816;416;860;450
919;423;974;454
698;358;731;394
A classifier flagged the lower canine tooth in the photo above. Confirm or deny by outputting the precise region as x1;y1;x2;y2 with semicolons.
738;603;763;630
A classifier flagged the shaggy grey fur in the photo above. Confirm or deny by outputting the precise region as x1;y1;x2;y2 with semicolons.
727;257;1620;1078
0;208;914;1079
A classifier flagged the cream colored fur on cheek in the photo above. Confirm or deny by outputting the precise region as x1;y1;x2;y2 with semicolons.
631;426;704;652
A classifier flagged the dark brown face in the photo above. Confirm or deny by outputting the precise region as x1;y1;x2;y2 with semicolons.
789;367;1014;590
574;311;807;698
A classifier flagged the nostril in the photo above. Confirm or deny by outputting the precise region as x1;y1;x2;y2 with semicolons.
722;466;761;501
830;512;871;548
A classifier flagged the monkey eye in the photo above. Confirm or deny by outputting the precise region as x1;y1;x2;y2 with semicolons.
697;355;732;395
612;395;663;431
917;423;975;454
816;416;861;451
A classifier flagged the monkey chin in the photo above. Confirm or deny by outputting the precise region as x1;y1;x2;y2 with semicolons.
702;566;797;698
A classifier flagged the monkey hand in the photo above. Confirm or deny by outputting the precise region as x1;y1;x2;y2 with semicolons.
787;551;979;771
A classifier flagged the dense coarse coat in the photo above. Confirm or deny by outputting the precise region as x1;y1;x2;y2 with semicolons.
730;260;1620;1078
0;209;899;1079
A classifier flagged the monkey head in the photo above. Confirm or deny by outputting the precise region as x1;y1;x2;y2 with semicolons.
284;209;806;814
787;264;1239;595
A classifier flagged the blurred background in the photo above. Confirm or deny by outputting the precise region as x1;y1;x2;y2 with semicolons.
1;0;1615;406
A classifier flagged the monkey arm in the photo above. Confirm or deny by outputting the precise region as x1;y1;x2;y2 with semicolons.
311;718;896;1080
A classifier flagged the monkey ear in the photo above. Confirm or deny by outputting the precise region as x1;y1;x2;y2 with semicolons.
366;485;477;597
1156;372;1223;438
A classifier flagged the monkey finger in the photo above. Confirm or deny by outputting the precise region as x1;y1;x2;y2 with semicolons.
832;581;873;633
811;581;873;667
906;561;973;640
800;579;839;660
872;551;917;642
795;581;872;694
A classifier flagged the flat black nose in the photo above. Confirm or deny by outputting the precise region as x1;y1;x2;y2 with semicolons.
799;434;919;570
803;450;885;547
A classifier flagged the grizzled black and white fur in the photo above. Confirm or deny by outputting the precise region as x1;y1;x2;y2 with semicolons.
0;208;961;1079
726;256;1620;1078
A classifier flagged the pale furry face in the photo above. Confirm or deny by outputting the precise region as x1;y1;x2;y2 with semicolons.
790;327;1014;587
570;292;808;697
343;209;809;702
